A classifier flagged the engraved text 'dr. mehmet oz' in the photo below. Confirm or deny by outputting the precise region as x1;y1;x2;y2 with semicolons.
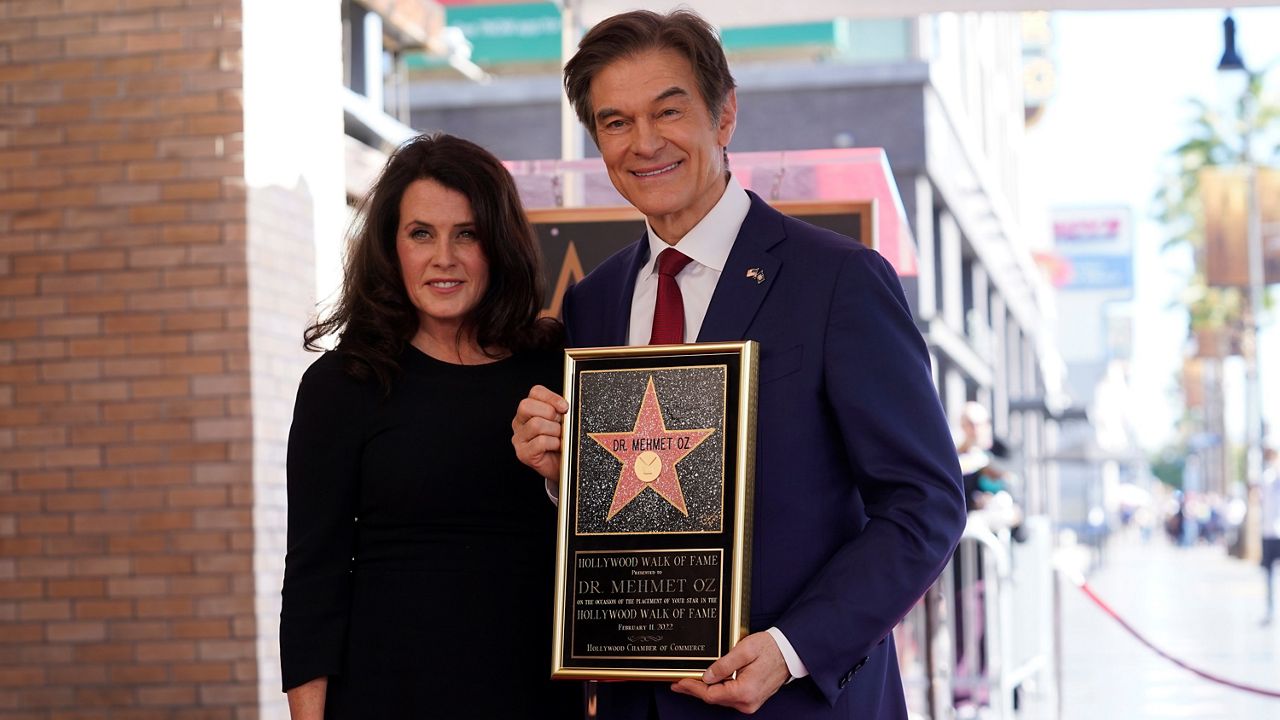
587;376;715;521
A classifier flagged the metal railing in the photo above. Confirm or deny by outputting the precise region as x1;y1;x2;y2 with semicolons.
900;514;1059;720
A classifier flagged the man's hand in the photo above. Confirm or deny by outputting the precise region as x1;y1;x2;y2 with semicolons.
512;385;570;480
670;631;790;714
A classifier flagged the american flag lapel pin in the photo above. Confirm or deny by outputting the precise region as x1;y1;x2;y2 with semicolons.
745;267;765;284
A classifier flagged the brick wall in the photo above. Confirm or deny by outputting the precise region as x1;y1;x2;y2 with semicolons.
0;1;258;716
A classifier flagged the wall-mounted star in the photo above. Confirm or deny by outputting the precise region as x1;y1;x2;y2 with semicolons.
587;376;715;521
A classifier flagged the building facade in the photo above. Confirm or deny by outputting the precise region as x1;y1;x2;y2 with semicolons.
0;0;353;716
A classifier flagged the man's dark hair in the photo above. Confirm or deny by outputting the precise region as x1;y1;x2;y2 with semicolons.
563;9;737;143
304;133;560;389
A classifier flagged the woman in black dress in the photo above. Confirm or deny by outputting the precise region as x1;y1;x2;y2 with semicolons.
281;134;580;718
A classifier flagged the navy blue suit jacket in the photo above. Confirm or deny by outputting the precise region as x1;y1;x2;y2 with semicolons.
562;192;965;719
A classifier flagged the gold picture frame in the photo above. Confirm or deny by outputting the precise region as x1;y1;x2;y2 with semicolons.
551;341;758;680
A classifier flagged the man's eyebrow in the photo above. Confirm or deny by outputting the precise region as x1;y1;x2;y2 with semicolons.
654;86;689;103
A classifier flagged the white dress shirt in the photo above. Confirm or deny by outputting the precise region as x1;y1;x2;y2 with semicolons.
626;175;811;682
626;175;749;345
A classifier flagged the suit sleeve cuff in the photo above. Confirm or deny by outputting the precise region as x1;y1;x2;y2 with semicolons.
766;626;809;681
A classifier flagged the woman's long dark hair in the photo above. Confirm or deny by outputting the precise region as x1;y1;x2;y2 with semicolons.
304;133;561;388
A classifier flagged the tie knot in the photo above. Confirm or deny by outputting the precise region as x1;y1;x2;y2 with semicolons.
656;248;692;278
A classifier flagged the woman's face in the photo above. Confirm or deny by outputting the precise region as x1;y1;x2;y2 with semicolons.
395;178;490;340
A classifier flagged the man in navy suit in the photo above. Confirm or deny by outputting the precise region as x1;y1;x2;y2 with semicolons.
512;9;965;718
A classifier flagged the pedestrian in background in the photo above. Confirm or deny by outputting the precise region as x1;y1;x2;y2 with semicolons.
1260;438;1279;625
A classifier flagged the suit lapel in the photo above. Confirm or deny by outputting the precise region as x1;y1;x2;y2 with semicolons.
697;192;785;342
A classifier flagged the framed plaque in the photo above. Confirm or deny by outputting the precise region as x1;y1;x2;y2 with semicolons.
551;342;758;680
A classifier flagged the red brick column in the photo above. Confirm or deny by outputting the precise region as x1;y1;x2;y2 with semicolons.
1;2;258;716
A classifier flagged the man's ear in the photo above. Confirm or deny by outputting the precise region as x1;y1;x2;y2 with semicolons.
716;89;738;148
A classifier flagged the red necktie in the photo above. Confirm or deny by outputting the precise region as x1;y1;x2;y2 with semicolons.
649;248;693;345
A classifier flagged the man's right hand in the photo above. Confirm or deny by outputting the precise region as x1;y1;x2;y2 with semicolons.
512;384;569;481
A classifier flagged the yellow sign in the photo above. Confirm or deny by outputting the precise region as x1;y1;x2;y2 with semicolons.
1199;166;1280;287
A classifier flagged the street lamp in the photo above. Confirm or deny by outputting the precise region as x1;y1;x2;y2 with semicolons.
1215;11;1267;557
1217;13;1245;72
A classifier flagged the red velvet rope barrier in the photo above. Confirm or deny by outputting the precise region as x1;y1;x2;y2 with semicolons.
1074;579;1280;699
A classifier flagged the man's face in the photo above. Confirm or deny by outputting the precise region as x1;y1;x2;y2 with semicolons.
589;48;737;243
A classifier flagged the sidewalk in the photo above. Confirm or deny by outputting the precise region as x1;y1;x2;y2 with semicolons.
1059;533;1280;719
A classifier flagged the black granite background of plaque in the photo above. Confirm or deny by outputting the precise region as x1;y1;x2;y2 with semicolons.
575;366;726;535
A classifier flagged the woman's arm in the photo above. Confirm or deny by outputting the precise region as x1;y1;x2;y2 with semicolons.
281;354;368;694
286;677;327;720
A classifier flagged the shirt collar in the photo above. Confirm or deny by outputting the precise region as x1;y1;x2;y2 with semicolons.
643;174;749;274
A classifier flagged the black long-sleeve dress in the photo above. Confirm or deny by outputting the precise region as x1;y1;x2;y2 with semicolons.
280;345;581;718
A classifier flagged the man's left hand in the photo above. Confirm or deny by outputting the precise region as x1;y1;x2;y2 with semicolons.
670;631;790;714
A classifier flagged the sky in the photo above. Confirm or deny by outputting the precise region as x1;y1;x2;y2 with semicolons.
1022;8;1280;452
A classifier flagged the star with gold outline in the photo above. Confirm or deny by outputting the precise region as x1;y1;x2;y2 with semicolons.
587;376;715;521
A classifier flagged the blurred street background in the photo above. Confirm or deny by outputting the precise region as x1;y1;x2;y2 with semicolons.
1059;531;1280;719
